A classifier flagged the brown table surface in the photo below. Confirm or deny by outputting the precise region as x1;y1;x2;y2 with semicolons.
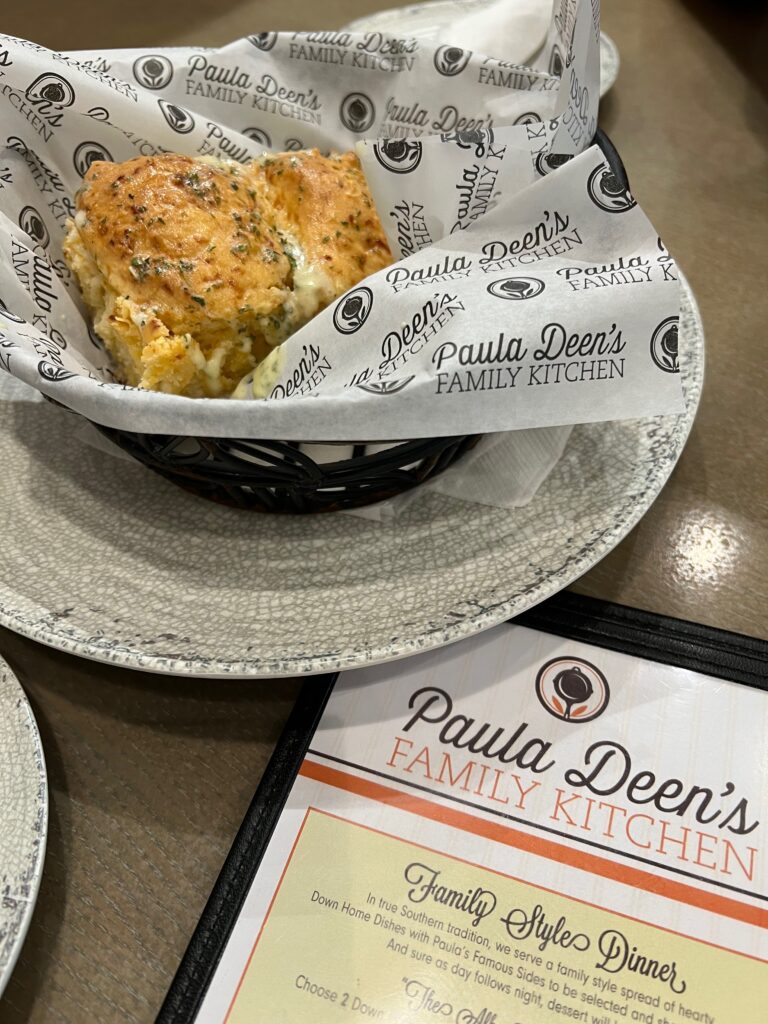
0;1;766;1021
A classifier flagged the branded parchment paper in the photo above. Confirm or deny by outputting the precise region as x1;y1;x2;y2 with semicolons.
0;0;683;445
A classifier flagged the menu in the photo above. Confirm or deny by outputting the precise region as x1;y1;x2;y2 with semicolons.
190;623;768;1024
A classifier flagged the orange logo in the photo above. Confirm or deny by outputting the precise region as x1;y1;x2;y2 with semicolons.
535;657;610;723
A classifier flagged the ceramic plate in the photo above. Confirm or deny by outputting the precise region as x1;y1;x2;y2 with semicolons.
0;657;47;997
0;276;702;678
344;0;620;96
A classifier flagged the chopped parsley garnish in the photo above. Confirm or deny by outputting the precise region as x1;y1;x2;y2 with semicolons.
129;255;151;281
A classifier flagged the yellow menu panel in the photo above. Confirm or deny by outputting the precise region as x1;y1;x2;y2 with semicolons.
227;809;765;1024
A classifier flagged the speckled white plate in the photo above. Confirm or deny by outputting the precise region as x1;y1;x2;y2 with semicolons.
344;0;620;96
0;658;47;998
0;276;702;678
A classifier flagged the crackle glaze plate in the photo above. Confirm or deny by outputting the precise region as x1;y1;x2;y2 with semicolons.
0;277;703;678
344;0;620;96
0;657;47;998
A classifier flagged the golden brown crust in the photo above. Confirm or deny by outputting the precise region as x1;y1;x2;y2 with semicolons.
73;154;292;329
64;150;392;397
257;149;392;297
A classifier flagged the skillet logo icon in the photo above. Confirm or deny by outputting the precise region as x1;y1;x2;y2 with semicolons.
536;657;610;723
18;206;49;250
248;32;278;51
73;141;113;176
242;126;271;147
514;112;542;125
133;55;174;90
333;286;373;334
158;99;195;134
373;139;422;174
441;127;494;157
587;165;637;214
650;316;679;373
0;300;26;324
25;73;75;108
487;277;545;301
548;45;564;77
340;93;376;134
357;375;414;395
535;151;572;176
284;137;303;151
38;360;77;384
434;45;472;76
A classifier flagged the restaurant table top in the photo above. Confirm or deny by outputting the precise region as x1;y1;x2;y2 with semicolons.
0;1;766;1020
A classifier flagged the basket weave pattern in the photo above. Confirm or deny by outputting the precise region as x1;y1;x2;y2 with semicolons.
96;427;480;513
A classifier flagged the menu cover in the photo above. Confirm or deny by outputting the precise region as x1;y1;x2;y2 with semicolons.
157;594;768;1024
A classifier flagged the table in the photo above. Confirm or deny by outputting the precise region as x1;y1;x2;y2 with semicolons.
0;1;766;1021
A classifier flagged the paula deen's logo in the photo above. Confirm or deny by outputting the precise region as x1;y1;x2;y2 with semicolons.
243;126;271;148
373;139;422;174
248;32;278;51
25;73;75;109
650;316;679;373
73;141;113;177
487;277;545;301
18;206;49;250
0;300;26;324
433;45;472;76
535;151;572;177
158;99;196;134
587;165;637;214
133;54;174;90
38;360;77;383
514;112;542;125
333;286;373;334
548;45;564;77
357;376;414;396
536;657;610;723
340;93;376;133
441;128;494;158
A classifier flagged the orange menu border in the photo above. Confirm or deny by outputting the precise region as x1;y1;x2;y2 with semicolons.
300;758;768;931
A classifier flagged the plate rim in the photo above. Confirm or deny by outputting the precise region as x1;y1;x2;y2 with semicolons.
0;657;48;997
0;276;702;678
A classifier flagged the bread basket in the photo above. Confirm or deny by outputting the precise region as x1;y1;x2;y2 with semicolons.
93;428;480;512
84;131;628;514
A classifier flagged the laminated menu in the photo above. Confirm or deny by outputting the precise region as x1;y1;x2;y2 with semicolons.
0;0;684;440
158;597;768;1024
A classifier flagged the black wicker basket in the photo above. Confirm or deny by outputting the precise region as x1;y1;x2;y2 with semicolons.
90;131;628;515
95;427;480;513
